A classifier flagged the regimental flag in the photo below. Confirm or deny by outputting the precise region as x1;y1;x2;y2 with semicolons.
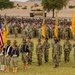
54;12;58;38
71;11;75;36
3;16;8;44
42;24;46;38
0;23;4;48
42;10;46;38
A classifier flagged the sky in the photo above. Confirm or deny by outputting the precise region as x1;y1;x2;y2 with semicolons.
10;0;28;2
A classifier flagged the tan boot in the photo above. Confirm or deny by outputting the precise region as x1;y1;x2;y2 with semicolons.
14;67;18;73
23;63;25;69
12;67;15;73
25;62;28;69
7;66;10;72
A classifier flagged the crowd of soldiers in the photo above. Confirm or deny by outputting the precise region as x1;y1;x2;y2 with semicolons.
0;16;75;73
0;35;75;73
0;16;72;39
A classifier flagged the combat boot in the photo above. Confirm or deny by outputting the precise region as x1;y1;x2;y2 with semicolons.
14;67;18;73
12;67;15;73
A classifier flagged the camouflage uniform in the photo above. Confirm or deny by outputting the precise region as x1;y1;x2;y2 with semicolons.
21;26;27;40
0;48;5;71
58;40;62;63
63;39;72;62
51;36;57;62
43;39;50;63
14;26;18;38
27;38;34;65
38;28;42;39
45;27;49;39
11;45;19;73
36;39;43;66
53;39;62;68
73;42;75;60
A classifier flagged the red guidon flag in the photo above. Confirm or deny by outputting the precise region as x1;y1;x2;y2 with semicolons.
0;24;4;48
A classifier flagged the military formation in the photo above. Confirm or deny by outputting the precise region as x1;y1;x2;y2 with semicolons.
0;16;74;73
0;16;72;39
0;35;75;73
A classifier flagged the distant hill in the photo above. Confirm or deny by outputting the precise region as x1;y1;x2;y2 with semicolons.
0;0;75;17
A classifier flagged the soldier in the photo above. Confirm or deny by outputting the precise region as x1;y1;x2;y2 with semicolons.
11;45;19;73
43;38;50;63
63;38;72;63
27;37;34;65
20;40;29;69
14;24;18;38
21;25;25;40
4;40;12;72
13;40;17;46
58;39;62;63
45;26;50;39
73;40;75;60
38;27;42;39
36;39;43;66
0;47;5;72
51;36;57;62
53;39;62;68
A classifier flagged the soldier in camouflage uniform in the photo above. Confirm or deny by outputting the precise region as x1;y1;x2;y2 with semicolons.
14;24;18;38
63;38;72;63
43;38;50;63
0;47;5;71
73;40;75;60
27;37;34;65
51;36;57;62
36;39;43;66
21;25;26;40
29;25;34;38
53;39;62;68
45;26;50;39
58;39;62;63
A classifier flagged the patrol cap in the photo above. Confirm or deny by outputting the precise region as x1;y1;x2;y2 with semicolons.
38;39;41;42
55;39;59;43
53;35;56;38
23;39;27;43
28;36;31;39
13;40;17;44
7;40;11;43
45;38;48;40
66;37;69;40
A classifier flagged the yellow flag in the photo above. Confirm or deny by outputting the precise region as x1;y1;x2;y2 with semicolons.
42;10;46;38
42;24;46;38
54;12;58;38
3;17;8;44
71;11;75;35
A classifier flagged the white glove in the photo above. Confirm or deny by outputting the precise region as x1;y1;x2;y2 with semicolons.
26;53;28;56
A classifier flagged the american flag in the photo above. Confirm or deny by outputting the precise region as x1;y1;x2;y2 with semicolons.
0;22;4;48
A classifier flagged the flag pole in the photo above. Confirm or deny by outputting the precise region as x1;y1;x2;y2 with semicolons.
55;11;58;38
43;10;45;24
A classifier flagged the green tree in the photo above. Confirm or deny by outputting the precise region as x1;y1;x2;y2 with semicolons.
0;0;14;10
42;0;69;18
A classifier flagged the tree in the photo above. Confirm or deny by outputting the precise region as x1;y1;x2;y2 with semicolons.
0;0;14;10
42;0;69;18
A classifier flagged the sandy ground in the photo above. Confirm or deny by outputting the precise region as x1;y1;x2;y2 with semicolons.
0;0;75;17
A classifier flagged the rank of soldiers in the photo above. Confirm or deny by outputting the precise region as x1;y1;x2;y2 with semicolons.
0;36;74;73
